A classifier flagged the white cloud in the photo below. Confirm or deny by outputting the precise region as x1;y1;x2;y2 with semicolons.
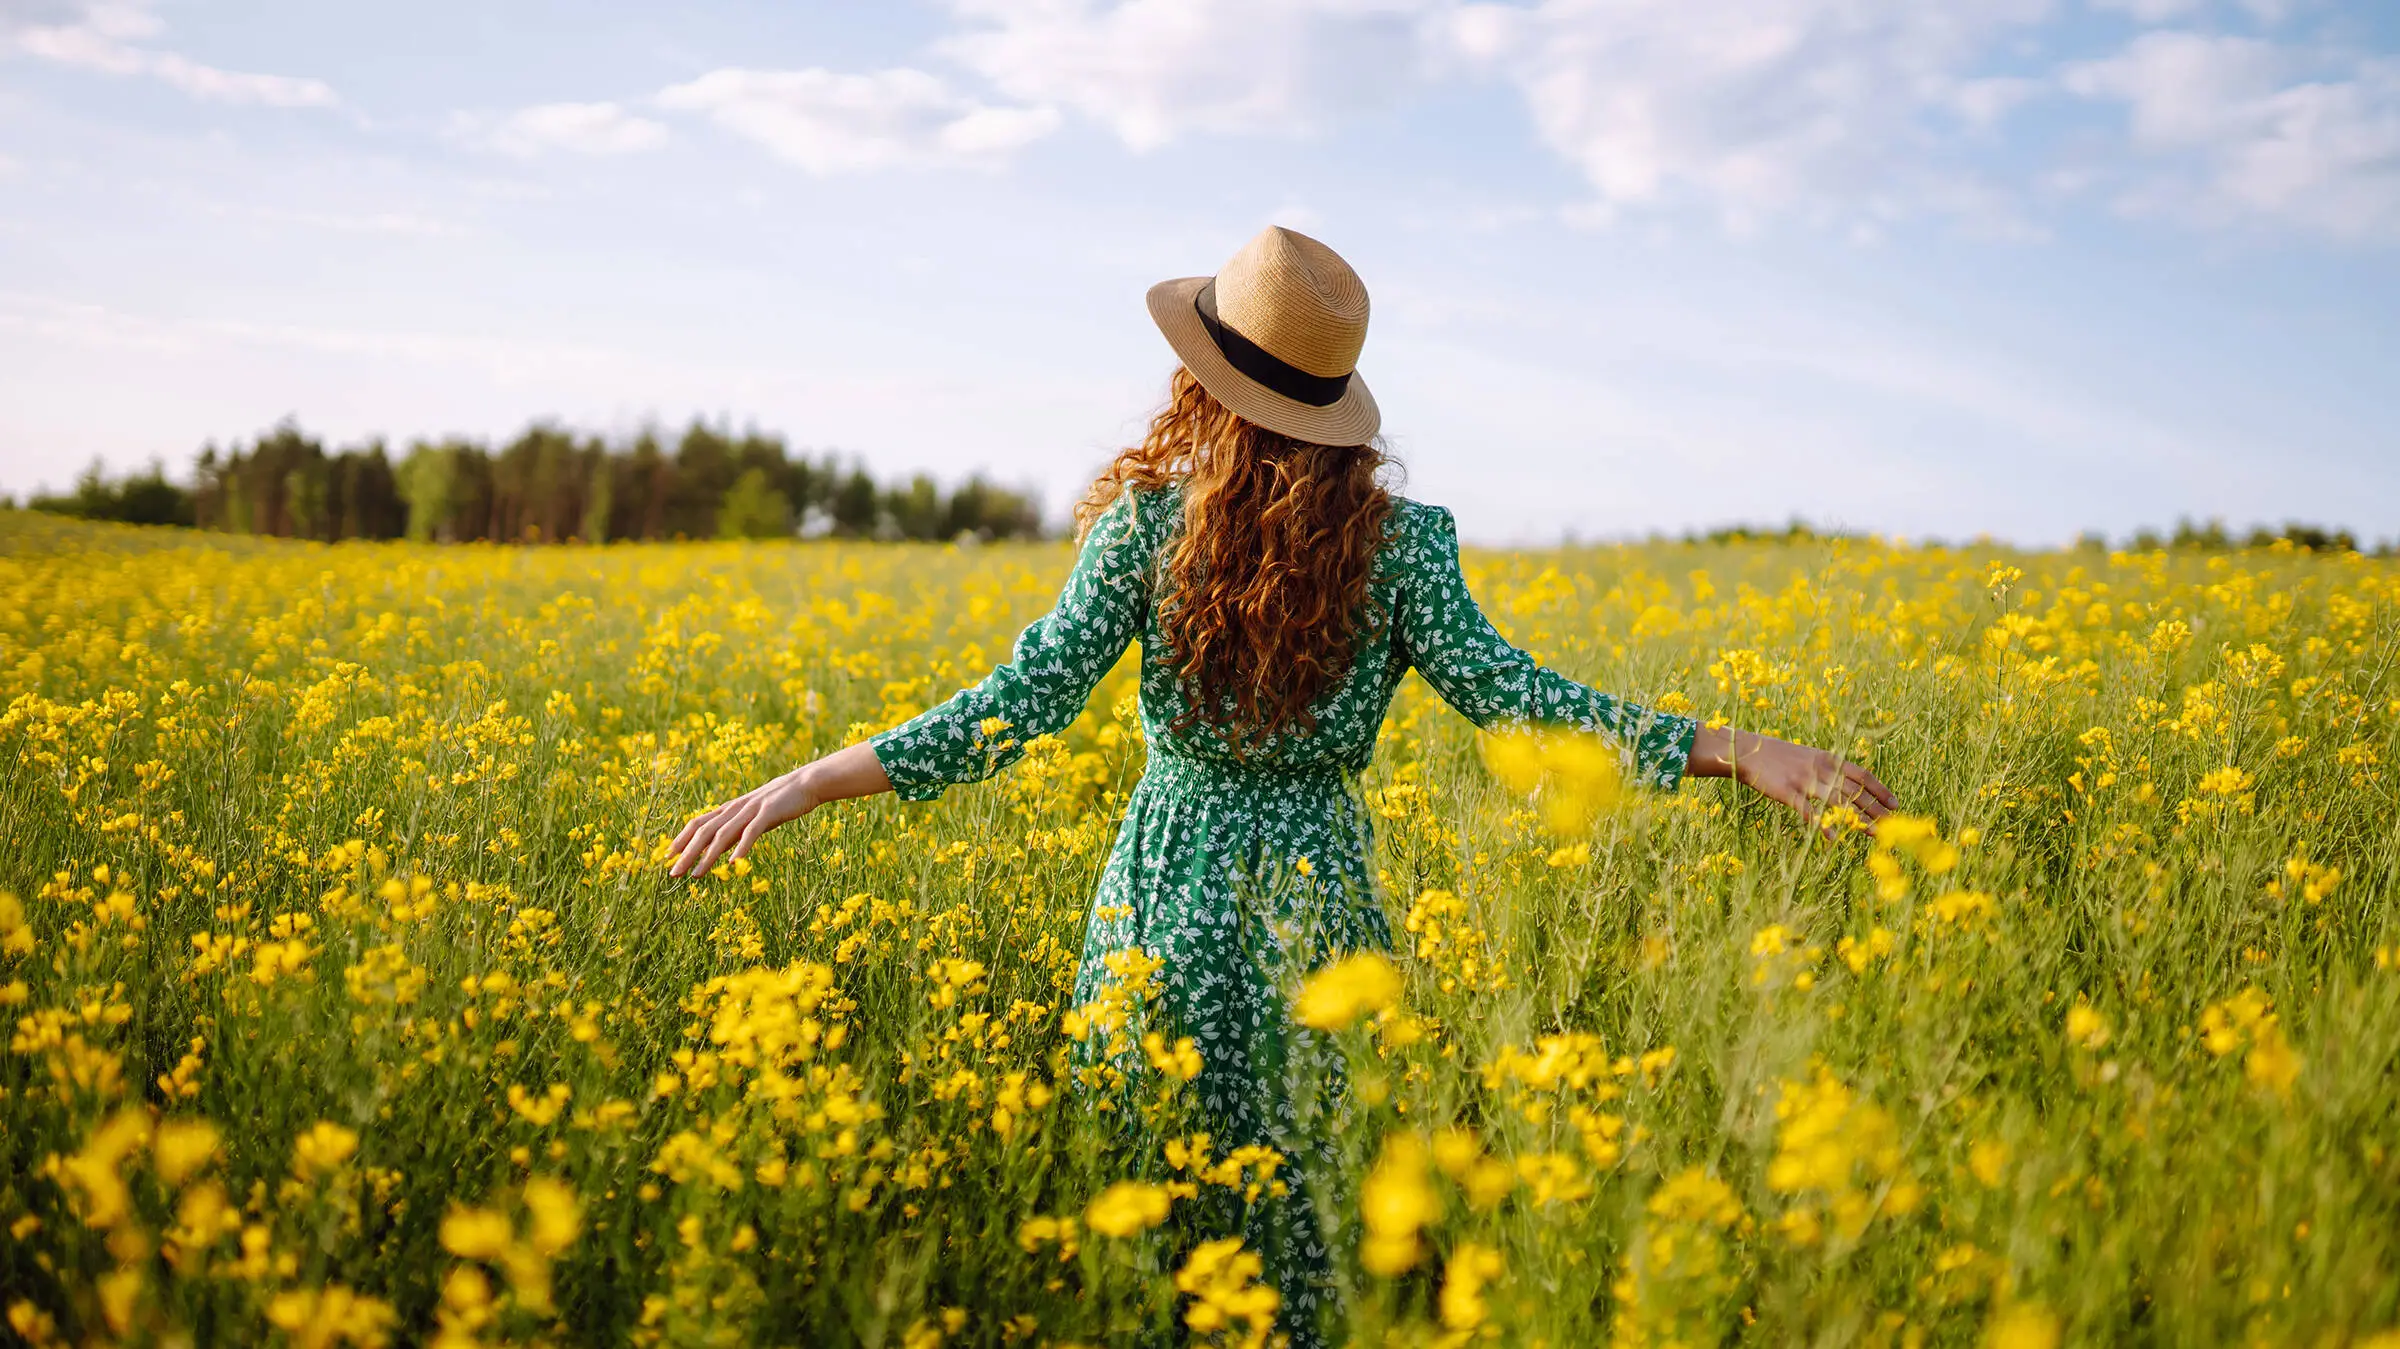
11;0;336;107
228;205;470;238
1446;0;2055;229
942;0;1439;151
458;101;671;158
2065;31;2400;240
2088;0;2300;26
654;66;1059;172
2089;0;2209;22
939;0;2056;226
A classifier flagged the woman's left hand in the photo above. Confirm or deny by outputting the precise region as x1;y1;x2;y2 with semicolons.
665;741;897;878
667;767;820;878
1688;724;1898;832
1735;738;1897;831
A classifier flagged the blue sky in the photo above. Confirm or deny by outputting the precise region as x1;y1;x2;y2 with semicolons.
2;0;2395;543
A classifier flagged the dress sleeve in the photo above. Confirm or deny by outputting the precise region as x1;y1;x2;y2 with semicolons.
1394;503;1698;792
868;490;1152;801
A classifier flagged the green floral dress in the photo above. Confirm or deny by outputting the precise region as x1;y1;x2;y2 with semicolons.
869;487;1696;1338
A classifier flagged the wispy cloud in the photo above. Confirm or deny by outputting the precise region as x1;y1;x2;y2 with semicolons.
1449;0;2055;232
11;0;337;107
653;66;1058;173
451;101;671;158
0;291;632;380
934;0;2058;230
922;0;2400;242
941;0;1433;151
223;204;472;239
2064;31;2400;241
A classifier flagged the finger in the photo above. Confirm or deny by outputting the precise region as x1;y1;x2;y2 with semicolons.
679;827;726;880
671;809;724;874
1846;763;1899;812
670;805;720;855
693;801;762;878
730;812;775;862
672;810;734;876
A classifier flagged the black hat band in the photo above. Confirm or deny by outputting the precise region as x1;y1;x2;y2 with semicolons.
1194;281;1353;408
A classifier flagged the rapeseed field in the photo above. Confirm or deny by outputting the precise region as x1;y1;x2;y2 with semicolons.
4;509;2398;1347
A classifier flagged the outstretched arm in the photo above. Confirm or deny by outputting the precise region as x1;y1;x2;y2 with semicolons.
1398;503;1897;826
667;490;1154;877
1397;503;1698;789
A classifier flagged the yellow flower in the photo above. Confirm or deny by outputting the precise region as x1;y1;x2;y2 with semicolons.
1481;728;1623;835
153;1119;221;1188
1175;1238;1279;1346
1292;952;1403;1031
1982;1301;2061;1349
263;1285;398;1349
2245;1025;2303;1096
0;892;33;957
1359;1132;1435;1276
1083;1181;1173;1237
2064;1003;2110;1050
1141;1032;1204;1082
439;1206;514;1262
2197;984;2300;1093
1968;1139;2011;1189
521;1177;582;1255
292;1122;359;1180
1439;1242;1505;1331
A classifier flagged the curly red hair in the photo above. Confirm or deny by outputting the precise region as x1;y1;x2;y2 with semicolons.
1078;368;1395;752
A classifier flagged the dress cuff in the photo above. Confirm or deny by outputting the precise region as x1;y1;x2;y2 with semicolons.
1637;712;1701;794
867;727;949;802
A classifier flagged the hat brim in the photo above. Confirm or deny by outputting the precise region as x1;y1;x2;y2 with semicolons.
1147;277;1381;446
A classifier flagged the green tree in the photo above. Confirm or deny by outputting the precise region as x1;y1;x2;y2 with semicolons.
716;468;793;540
582;456;614;545
831;467;880;537
400;443;462;542
887;474;943;540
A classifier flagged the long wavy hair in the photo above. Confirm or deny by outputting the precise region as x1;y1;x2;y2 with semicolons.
1078;368;1395;752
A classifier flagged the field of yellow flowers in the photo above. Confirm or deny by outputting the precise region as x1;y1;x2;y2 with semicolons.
4;507;2399;1348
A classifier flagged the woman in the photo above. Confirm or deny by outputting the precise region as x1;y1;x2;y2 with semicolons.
668;226;1897;1334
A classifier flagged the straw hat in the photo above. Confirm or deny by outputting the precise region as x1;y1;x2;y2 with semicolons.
1147;225;1380;445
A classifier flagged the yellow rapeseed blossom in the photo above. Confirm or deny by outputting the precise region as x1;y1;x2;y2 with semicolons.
1439;1241;1505;1332
291;1122;359;1180
2199;986;2304;1096
1084;1181;1174;1237
440;1207;514;1262
1360;1132;1437;1276
1481;728;1623;835
1766;1065;1920;1246
1175;1237;1280;1349
152;1119;221;1187
1293;952;1404;1031
263;1285;397;1349
1982;1301;2061;1349
2064;1002;2111;1050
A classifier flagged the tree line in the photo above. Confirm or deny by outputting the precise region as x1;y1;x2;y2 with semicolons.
13;419;1049;543
1676;517;2392;556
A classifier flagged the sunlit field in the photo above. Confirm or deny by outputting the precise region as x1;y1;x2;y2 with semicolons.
5;508;2399;1348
